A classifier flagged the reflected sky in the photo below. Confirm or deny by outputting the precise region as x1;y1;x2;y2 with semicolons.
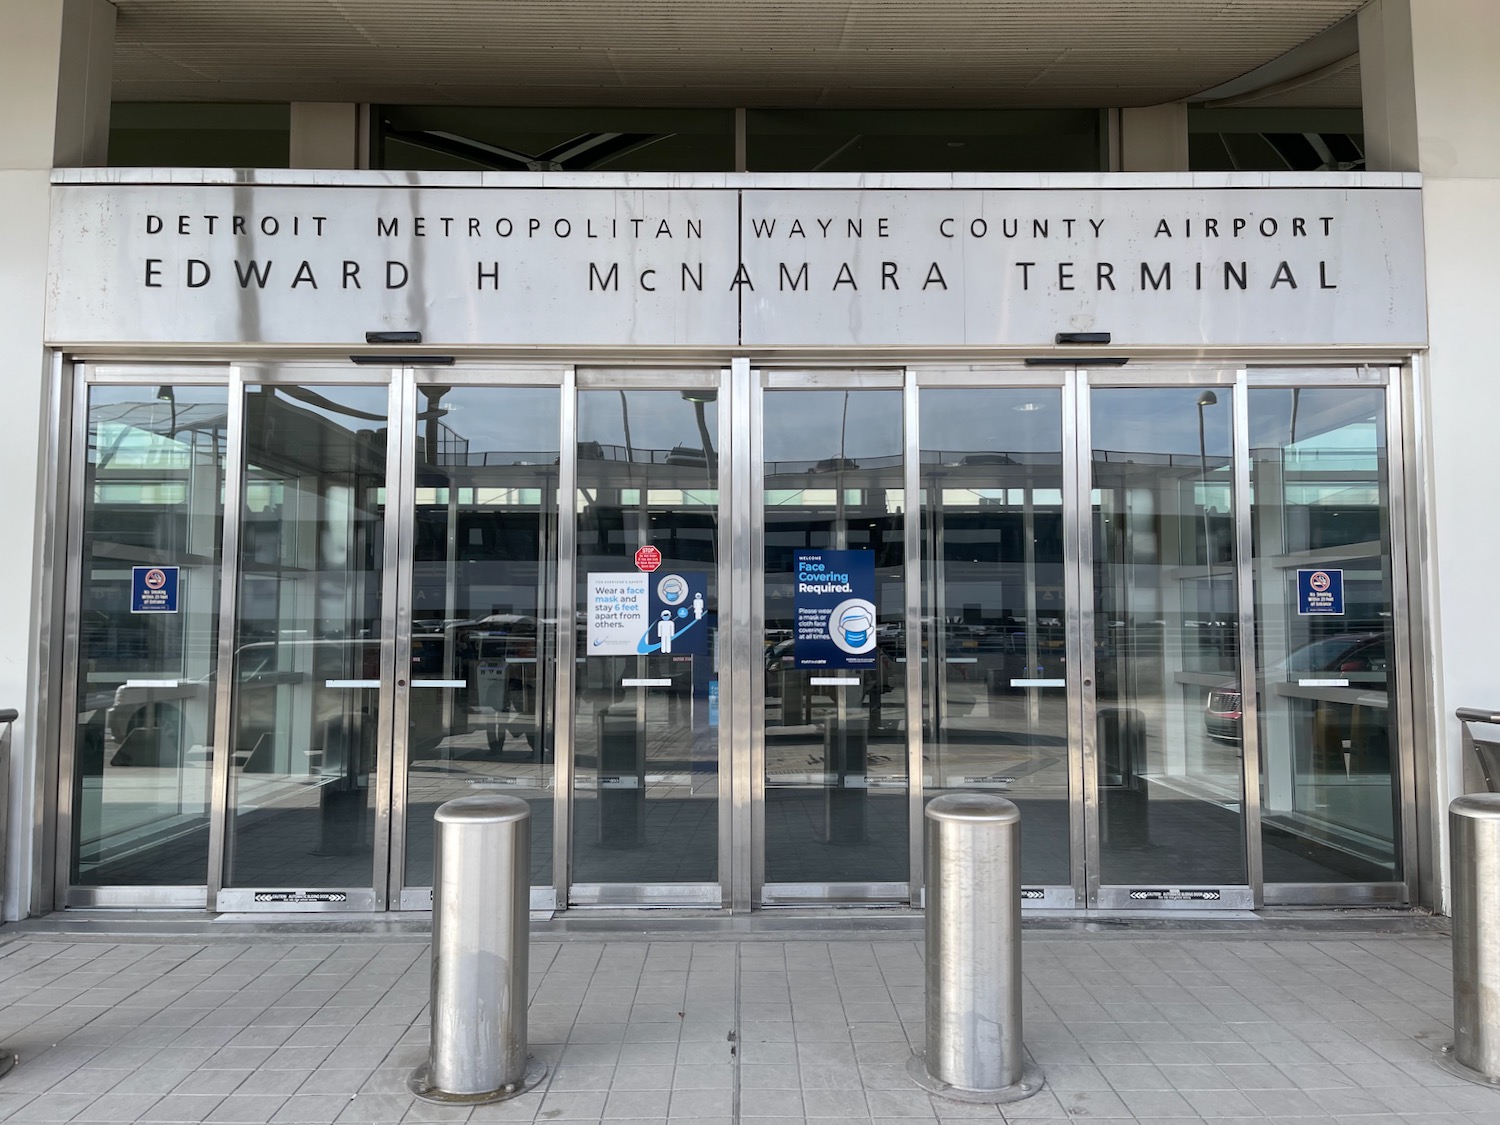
763;390;901;462
920;388;1061;454
579;389;719;453
1091;387;1232;458
422;386;560;457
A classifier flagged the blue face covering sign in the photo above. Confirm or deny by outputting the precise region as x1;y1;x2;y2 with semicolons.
794;549;878;669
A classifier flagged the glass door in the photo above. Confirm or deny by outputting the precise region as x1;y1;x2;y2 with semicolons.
1248;375;1409;900
62;376;228;906
58;361;1414;914
568;374;725;905
217;374;398;910
389;375;562;911
919;378;1079;907
1082;377;1251;909
756;372;911;903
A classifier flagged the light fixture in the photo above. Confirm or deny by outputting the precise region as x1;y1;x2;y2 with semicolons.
1055;331;1111;345
365;330;422;344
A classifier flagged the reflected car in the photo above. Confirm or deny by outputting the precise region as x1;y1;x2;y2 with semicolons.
1204;632;1388;742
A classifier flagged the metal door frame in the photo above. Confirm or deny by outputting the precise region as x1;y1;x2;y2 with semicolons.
910;366;1083;910
56;361;234;910
1077;365;1253;910
215;363;404;912
387;364;569;914
49;357;1421;916
1245;364;1416;908
751;367;911;906
563;366;732;909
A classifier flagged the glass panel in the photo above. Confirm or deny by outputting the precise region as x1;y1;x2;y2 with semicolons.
1249;386;1399;882
1090;387;1246;887
572;388;720;885
225;385;391;889
402;387;559;889
109;103;291;168
920;389;1070;886
378;107;736;172
746;109;1103;172
70;385;227;886
762;389;908;886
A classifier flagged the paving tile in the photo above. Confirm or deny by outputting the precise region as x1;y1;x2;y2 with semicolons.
534;1089;606;1119
204;1098;288;1122
268;1095;353;1124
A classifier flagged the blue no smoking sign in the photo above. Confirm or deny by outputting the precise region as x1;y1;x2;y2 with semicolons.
132;565;180;613
1296;568;1344;616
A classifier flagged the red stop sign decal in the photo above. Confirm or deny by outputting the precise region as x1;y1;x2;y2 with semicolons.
634;545;662;572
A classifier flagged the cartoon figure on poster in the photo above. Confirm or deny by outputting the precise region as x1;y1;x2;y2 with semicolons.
637;572;709;655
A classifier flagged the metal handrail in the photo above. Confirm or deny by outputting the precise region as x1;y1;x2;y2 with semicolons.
1457;707;1500;725
1457;708;1500;795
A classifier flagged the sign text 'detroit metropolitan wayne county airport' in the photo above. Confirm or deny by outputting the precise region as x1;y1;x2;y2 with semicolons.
47;183;1427;347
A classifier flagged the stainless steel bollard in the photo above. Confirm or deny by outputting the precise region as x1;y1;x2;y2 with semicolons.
908;793;1043;1103
1442;793;1500;1086
408;795;545;1104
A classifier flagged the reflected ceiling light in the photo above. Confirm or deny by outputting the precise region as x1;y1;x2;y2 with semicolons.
1013;402;1044;413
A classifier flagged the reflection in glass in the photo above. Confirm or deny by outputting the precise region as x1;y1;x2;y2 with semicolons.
403;387;559;889
762;389;907;887
225;385;390;888
920;390;1069;885
572;388;720;886
70;385;227;886
1249;387;1399;882
1090;387;1247;886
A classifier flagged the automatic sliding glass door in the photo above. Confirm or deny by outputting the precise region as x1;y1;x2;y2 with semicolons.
758;378;910;901
64;380;228;903
60;362;1414;914
919;383;1076;904
1084;381;1250;908
1248;380;1406;896
218;379;397;910
391;380;561;910
569;379;724;904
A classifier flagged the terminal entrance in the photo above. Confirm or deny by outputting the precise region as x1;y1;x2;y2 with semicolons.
59;362;1414;912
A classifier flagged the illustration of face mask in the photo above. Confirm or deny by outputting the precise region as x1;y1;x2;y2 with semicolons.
839;607;873;647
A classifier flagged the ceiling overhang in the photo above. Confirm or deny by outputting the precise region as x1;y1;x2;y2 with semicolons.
108;0;1367;108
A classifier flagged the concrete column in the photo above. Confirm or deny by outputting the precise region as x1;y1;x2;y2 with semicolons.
1360;0;1500;912
0;0;114;920
290;103;363;169
1118;103;1190;172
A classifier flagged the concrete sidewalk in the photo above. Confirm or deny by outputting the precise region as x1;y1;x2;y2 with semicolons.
0;915;1491;1124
